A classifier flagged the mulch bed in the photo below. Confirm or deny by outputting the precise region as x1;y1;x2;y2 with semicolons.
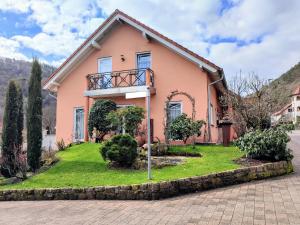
234;157;271;167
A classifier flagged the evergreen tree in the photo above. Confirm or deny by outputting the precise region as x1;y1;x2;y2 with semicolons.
27;59;42;171
1;81;19;177
16;85;24;154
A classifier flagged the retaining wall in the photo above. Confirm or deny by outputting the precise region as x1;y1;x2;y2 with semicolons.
0;161;293;201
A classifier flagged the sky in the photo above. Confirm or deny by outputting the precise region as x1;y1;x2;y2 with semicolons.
0;0;299;79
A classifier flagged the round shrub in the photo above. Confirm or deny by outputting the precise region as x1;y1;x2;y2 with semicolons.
100;134;138;167
234;127;293;161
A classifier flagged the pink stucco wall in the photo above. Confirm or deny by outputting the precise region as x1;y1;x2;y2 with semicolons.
56;24;222;144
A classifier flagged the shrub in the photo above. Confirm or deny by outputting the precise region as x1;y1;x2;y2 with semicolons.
234;127;293;161
107;106;145;136
56;139;66;151
88;99;117;141
168;113;205;144
100;134;138;167
276;123;295;132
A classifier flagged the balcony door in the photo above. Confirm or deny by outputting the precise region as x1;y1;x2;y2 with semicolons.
98;57;112;88
137;53;151;85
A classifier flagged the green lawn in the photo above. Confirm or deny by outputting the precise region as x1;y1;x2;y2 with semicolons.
0;143;243;190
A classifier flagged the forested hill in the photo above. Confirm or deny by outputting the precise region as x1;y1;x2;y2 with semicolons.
0;57;56;127
265;62;300;112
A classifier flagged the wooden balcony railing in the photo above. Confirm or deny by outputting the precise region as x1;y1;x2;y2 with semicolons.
87;68;154;90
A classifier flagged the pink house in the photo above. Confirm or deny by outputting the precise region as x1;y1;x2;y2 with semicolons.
43;10;229;144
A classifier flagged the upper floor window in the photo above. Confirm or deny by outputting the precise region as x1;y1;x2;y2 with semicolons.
168;102;182;122
98;57;112;88
137;53;151;85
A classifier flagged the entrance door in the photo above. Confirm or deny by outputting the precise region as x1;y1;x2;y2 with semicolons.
137;53;151;85
74;108;84;141
98;57;112;88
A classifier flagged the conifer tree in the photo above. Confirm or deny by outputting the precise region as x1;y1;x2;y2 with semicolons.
27;59;42;171
16;85;24;154
1;81;19;177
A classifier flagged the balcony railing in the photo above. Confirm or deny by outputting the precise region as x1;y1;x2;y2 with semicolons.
87;68;154;90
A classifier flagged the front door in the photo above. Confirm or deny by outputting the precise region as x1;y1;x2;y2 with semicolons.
74;108;84;141
98;57;112;88
137;53;151;85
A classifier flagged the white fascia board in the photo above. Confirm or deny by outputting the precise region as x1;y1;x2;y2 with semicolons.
118;15;218;73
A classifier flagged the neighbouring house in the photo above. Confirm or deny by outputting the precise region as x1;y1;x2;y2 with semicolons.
271;86;300;124
43;9;230;144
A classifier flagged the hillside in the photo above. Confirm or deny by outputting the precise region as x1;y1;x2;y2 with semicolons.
266;62;300;112
0;57;56;129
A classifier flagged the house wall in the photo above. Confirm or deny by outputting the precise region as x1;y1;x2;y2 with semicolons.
56;23;221;144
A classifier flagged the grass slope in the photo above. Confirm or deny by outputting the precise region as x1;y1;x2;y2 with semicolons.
1;143;243;189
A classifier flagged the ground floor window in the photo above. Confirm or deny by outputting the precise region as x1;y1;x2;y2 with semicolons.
168;102;182;122
74;107;84;141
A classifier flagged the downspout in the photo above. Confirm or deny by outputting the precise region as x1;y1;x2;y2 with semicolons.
207;71;224;143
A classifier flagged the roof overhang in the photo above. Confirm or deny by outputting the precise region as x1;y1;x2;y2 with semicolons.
44;10;224;92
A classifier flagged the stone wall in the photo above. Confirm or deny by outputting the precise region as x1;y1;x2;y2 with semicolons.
0;161;293;201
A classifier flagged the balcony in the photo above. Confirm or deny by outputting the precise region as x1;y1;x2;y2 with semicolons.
84;68;156;97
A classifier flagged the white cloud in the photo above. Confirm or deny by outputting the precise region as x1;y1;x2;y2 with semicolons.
0;36;29;60
13;32;85;57
0;0;299;80
0;0;31;13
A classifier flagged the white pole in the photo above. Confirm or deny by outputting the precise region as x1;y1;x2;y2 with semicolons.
146;86;152;180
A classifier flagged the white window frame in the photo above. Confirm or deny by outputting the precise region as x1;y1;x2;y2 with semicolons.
73;107;84;142
136;52;152;69
168;101;183;122
98;56;112;88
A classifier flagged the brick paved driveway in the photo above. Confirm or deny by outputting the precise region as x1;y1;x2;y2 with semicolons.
1;131;300;225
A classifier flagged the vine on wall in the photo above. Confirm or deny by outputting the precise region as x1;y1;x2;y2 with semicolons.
164;90;196;144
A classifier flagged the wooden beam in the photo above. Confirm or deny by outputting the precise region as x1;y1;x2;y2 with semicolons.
91;40;101;50
142;32;151;42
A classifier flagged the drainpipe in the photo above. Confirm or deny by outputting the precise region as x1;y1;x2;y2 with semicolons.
207;71;224;143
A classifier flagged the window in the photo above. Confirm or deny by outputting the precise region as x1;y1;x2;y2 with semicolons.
297;107;300;112
137;53;151;85
288;108;293;112
168;102;182;122
98;57;112;88
297;96;300;101
74;107;84;141
209;104;215;125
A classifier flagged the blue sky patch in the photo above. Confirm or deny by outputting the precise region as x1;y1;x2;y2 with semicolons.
0;11;42;38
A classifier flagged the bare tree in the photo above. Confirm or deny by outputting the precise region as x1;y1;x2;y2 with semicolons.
220;72;275;136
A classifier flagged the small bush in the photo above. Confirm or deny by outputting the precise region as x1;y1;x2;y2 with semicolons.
100;134;138;167
56;139;66;151
276;123;295;132
234;127;293;161
169;113;205;144
41;148;58;167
